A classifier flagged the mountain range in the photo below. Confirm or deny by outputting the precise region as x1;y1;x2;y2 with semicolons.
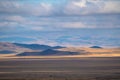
13;43;65;50
0;42;32;53
17;49;79;56
0;42;80;56
0;42;120;57
0;42;65;50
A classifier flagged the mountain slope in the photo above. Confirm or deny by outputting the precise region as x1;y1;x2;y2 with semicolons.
17;49;79;56
13;43;52;50
90;46;102;48
0;50;16;54
14;43;65;50
0;42;32;52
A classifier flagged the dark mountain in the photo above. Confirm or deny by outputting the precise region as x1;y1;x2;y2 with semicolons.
90;46;102;48
52;46;65;49
13;43;52;50
13;43;64;50
17;49;79;56
0;50;15;54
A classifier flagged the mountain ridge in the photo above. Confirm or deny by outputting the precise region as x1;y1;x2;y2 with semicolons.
13;43;65;50
17;49;79;56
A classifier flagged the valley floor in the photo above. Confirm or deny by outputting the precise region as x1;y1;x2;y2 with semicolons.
0;57;120;80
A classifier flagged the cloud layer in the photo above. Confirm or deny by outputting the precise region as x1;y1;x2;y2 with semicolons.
0;0;120;46
0;0;120;16
0;0;120;29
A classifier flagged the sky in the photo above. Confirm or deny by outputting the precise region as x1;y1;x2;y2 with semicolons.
0;0;120;47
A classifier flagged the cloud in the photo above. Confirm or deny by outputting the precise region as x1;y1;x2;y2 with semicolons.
64;0;120;15
72;0;87;8
0;0;119;46
29;39;60;46
0;0;120;17
101;1;120;14
52;22;84;29
0;1;53;16
0;0;120;32
29;27;43;31
1;15;119;33
4;16;26;23
0;22;18;27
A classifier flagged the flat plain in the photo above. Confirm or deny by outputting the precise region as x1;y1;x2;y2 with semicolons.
0;57;120;80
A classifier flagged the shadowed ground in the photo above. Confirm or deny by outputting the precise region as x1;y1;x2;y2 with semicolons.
0;57;120;80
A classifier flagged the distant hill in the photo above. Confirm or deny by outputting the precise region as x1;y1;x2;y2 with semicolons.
0;42;65;53
17;49;79;56
13;43;65;50
90;46;102;48
0;50;15;54
13;43;52;50
52;46;65;49
0;42;31;52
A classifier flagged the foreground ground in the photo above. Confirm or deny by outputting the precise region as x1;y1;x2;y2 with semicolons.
0;57;120;80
